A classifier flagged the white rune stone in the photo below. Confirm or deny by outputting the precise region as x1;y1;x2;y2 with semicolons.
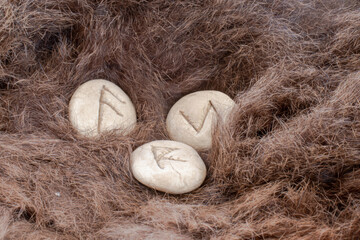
69;79;137;137
130;140;206;194
166;90;235;151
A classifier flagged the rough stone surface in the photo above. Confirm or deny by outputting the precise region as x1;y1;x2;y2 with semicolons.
130;140;207;194
166;91;235;150
69;79;137;137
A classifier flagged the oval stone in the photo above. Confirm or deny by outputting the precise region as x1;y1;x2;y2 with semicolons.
166;90;235;151
130;140;206;194
69;79;137;137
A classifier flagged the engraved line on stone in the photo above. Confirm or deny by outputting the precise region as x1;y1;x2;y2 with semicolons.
169;162;182;179
102;85;126;104
97;85;126;133
100;100;124;117
179;100;218;133
151;145;187;170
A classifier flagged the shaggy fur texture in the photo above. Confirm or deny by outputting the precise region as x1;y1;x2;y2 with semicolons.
1;0;360;239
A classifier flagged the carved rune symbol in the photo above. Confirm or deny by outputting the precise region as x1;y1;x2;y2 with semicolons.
97;85;126;133
151;146;187;170
179;100;218;133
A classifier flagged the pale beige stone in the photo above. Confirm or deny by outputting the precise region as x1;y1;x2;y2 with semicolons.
69;79;136;137
130;140;206;194
166;90;235;151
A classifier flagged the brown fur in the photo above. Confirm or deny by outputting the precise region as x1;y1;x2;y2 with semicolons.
1;0;360;239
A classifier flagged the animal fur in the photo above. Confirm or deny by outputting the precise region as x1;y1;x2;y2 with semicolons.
0;0;360;239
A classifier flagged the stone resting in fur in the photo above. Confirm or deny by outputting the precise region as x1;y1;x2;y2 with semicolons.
0;0;360;239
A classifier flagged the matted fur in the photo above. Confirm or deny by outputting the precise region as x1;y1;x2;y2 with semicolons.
0;0;360;239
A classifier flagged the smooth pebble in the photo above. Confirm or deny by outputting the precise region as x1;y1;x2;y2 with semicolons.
166;90;235;150
130;140;206;194
69;79;136;137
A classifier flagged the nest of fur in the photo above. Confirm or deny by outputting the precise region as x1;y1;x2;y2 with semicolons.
1;0;360;239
